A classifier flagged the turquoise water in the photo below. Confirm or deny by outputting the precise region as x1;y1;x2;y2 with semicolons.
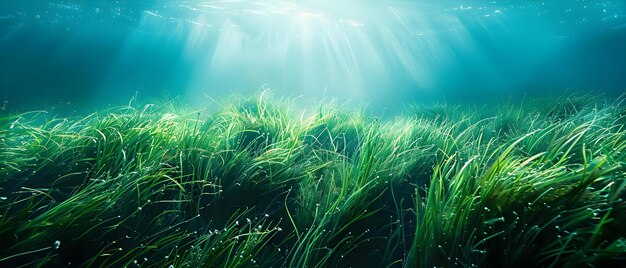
1;0;625;109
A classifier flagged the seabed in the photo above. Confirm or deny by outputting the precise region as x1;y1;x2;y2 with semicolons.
1;93;625;267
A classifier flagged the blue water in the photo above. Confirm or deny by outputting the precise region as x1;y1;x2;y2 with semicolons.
1;0;625;110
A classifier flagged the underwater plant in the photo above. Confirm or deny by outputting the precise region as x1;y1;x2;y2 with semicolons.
0;93;625;267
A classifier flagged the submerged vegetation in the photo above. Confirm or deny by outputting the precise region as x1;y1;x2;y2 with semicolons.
1;92;625;267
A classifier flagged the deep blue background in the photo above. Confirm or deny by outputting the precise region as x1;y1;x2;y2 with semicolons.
1;0;625;111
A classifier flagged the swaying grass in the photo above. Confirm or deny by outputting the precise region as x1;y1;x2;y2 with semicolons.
1;92;625;267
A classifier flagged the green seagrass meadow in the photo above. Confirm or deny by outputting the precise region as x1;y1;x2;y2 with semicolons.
1;92;625;267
